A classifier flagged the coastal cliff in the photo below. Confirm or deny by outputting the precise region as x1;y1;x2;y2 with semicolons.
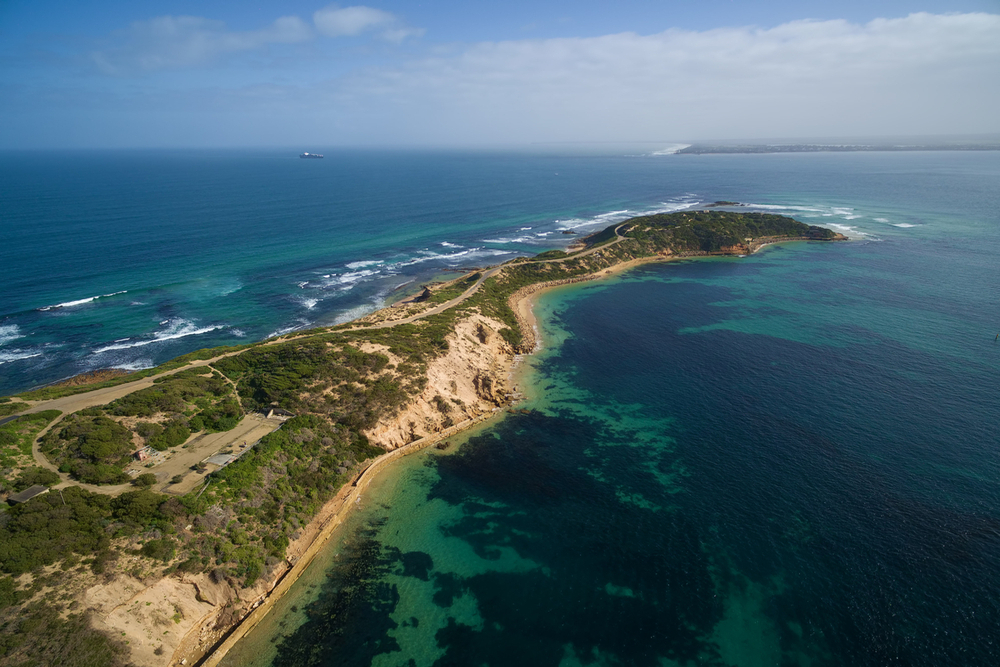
363;314;514;449
0;211;844;667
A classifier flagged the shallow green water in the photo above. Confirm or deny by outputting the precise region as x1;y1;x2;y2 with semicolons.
222;151;1000;666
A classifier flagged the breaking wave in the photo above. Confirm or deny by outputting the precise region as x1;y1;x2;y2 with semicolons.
91;318;225;354
268;319;311;338
38;290;127;311
0;349;43;365
0;325;24;346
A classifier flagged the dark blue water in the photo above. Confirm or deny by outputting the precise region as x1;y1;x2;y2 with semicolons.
214;150;1000;666
5;149;994;395
0;148;711;393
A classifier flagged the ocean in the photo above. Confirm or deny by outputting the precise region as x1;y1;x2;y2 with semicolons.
4;149;1000;665
1;148;705;395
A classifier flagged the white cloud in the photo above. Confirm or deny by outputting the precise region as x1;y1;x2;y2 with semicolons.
327;12;1000;143
313;4;423;41
19;12;999;147
91;14;313;73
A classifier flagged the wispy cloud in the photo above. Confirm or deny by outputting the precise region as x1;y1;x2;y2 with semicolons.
313;5;423;42
90;5;422;74
7;12;998;147
91;15;313;73
328;12;1000;142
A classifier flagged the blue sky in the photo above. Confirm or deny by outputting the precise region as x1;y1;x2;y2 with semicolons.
2;1;999;148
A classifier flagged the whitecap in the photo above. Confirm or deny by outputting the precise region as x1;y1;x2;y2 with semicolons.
826;223;871;239
0;324;23;346
38;290;127;311
300;298;320;310
231;329;247;338
320;268;381;290
110;360;155;372
874;218;889;223
332;304;378;325
345;260;383;270
0;349;43;364
91;318;224;354
217;281;243;297
742;204;826;213
892;223;918;228
440;242;463;248
268;319;310;338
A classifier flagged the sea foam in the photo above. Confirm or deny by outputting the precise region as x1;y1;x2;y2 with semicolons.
92;318;224;354
0;325;24;346
0;349;43;365
38;290;127;311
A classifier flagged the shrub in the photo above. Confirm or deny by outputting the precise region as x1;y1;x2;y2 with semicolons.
133;473;157;488
140;537;176;563
12;467;61;492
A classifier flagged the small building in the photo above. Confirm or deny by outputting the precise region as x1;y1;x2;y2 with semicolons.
8;485;50;505
266;408;295;419
133;449;150;462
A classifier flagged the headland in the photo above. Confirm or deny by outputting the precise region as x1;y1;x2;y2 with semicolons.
0;211;844;667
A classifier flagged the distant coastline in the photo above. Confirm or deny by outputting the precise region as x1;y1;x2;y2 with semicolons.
676;142;1000;155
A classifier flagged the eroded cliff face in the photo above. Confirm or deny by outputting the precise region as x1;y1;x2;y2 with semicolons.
84;561;276;666
364;313;514;449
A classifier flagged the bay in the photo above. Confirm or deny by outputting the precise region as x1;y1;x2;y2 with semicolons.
219;150;1000;666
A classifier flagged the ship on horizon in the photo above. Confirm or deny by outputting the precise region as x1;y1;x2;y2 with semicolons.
300;152;324;159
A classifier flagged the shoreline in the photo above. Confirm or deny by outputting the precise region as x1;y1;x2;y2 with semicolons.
192;235;827;667
197;410;503;667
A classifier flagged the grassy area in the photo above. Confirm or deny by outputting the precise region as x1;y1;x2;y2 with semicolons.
0;411;62;486
12;344;250;402
0;402;29;418
425;272;482;304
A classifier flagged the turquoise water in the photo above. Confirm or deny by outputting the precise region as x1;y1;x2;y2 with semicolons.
218;152;1000;665
1;148;706;394
5;149;994;395
4;149;1000;664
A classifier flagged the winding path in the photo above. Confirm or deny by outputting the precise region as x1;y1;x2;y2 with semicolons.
10;230;627;493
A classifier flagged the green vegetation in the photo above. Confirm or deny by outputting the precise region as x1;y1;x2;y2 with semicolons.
0;410;61;484
0;601;130;667
530;249;570;261
40;370;244;484
0;401;28;417
0;210;840;663
133;472;157;488
14;345;248;402
425;272;481;304
213;341;411;431
620;210;836;252
40;415;134;485
11;467;61;492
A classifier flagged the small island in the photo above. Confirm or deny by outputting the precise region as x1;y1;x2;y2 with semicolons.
0;211;844;667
